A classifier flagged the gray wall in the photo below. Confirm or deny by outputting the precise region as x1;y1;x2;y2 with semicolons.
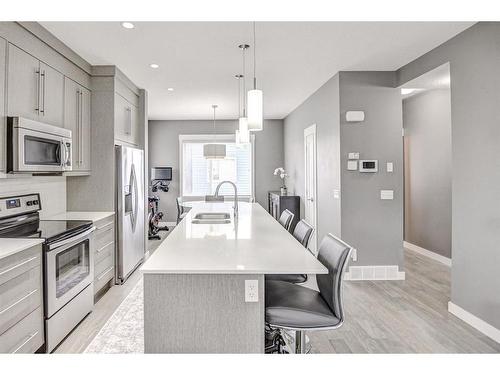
403;89;452;258
339;72;404;268
148;120;284;222
397;22;500;330
284;75;341;244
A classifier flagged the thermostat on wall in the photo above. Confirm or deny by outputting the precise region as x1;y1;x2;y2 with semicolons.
359;160;378;172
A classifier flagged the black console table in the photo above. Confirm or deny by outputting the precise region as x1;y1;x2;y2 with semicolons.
268;191;300;232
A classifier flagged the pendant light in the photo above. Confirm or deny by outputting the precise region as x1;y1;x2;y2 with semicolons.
238;44;250;143
203;105;226;159
247;22;263;131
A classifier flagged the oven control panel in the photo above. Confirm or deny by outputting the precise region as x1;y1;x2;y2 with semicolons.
0;194;41;219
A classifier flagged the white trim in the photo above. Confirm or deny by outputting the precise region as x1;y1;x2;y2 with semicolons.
404;241;451;267
448;302;500;344
304;124;318;254
178;133;255;201
344;265;406;280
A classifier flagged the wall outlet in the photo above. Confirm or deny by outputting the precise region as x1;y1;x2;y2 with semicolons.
333;189;340;199
245;279;259;302
386;162;394;173
348;152;360;160
380;190;394;200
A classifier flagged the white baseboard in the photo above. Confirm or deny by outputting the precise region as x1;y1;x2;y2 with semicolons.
404;241;451;267
448;301;500;344
344;265;405;281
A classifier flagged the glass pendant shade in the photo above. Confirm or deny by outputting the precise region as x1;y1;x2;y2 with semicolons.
203;143;226;159
238;117;250;143
247;89;263;131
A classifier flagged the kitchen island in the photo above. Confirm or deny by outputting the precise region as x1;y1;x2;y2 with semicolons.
141;202;327;353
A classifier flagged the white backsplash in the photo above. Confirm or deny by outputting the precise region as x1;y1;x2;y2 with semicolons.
0;176;66;218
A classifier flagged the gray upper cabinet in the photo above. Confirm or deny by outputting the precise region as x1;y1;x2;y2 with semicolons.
115;93;139;146
7;44;39;122
7;44;64;127
0;38;6;173
64;77;91;174
39;62;64;127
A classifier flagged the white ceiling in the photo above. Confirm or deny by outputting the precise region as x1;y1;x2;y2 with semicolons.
41;22;473;120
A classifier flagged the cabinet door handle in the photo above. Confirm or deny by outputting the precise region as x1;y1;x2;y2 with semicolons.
35;70;40;112
76;89;80;165
40;70;46;115
80;91;83;165
0;289;38;315
97;267;114;281
0;256;38;277
12;331;39;353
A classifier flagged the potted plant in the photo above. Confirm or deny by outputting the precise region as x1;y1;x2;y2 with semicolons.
274;167;289;195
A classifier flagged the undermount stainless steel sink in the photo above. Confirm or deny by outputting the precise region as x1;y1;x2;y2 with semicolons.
191;212;231;224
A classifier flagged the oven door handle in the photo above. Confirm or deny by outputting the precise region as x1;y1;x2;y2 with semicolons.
48;226;96;251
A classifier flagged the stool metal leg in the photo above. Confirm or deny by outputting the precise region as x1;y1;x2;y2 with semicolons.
295;330;306;354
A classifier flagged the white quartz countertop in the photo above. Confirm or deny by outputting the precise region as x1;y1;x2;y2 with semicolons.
142;202;327;275
0;238;44;260
45;211;115;222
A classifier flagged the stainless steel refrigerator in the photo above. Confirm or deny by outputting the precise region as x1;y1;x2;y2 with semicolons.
116;145;145;284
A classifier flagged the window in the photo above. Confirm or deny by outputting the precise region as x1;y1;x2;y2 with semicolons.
180;134;254;199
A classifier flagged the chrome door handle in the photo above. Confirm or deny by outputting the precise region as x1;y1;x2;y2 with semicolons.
48;226;95;251
35;70;40;112
76;89;80;165
40;70;46;115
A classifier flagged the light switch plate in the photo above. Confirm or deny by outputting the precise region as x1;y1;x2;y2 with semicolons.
380;190;394;200
348;152;360;160
387;162;393;172
245;280;259;302
333;189;340;199
347;160;358;171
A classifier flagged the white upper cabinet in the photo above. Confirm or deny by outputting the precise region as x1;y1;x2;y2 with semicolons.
7;44;64;127
64;77;91;174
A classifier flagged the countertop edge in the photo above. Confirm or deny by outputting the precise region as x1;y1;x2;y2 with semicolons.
0;239;45;260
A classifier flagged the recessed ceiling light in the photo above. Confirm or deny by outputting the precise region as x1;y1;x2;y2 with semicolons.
150;63;159;69
167;88;174;92
121;22;134;29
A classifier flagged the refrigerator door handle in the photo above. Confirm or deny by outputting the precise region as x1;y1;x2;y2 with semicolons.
130;164;138;231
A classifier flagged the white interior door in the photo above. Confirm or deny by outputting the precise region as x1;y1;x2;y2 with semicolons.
304;124;318;253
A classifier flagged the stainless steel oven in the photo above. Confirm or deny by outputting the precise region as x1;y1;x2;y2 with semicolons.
7;116;72;173
45;227;95;318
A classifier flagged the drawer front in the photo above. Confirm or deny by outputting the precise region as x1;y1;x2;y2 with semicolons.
0;245;41;285
0;307;43;353
95;250;114;278
95;223;114;250
94;265;114;293
95;241;115;264
0;267;41;335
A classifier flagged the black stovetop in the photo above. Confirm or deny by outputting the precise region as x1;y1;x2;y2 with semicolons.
0;213;92;245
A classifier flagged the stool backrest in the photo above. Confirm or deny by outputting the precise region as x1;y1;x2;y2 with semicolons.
292;220;314;248
278;209;294;232
315;234;352;322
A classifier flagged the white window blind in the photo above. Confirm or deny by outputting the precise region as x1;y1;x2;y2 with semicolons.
180;135;254;199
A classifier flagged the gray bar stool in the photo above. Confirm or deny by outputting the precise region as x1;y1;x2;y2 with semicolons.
265;234;353;353
278;209;294;232
266;220;314;284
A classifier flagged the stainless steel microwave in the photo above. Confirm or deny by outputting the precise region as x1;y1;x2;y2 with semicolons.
7;117;72;173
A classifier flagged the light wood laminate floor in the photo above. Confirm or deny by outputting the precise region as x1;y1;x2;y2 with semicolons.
56;244;500;353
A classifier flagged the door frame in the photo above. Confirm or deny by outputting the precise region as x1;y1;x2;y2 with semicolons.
304;124;318;253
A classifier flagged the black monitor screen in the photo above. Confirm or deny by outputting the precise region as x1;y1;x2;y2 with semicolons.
151;167;172;181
